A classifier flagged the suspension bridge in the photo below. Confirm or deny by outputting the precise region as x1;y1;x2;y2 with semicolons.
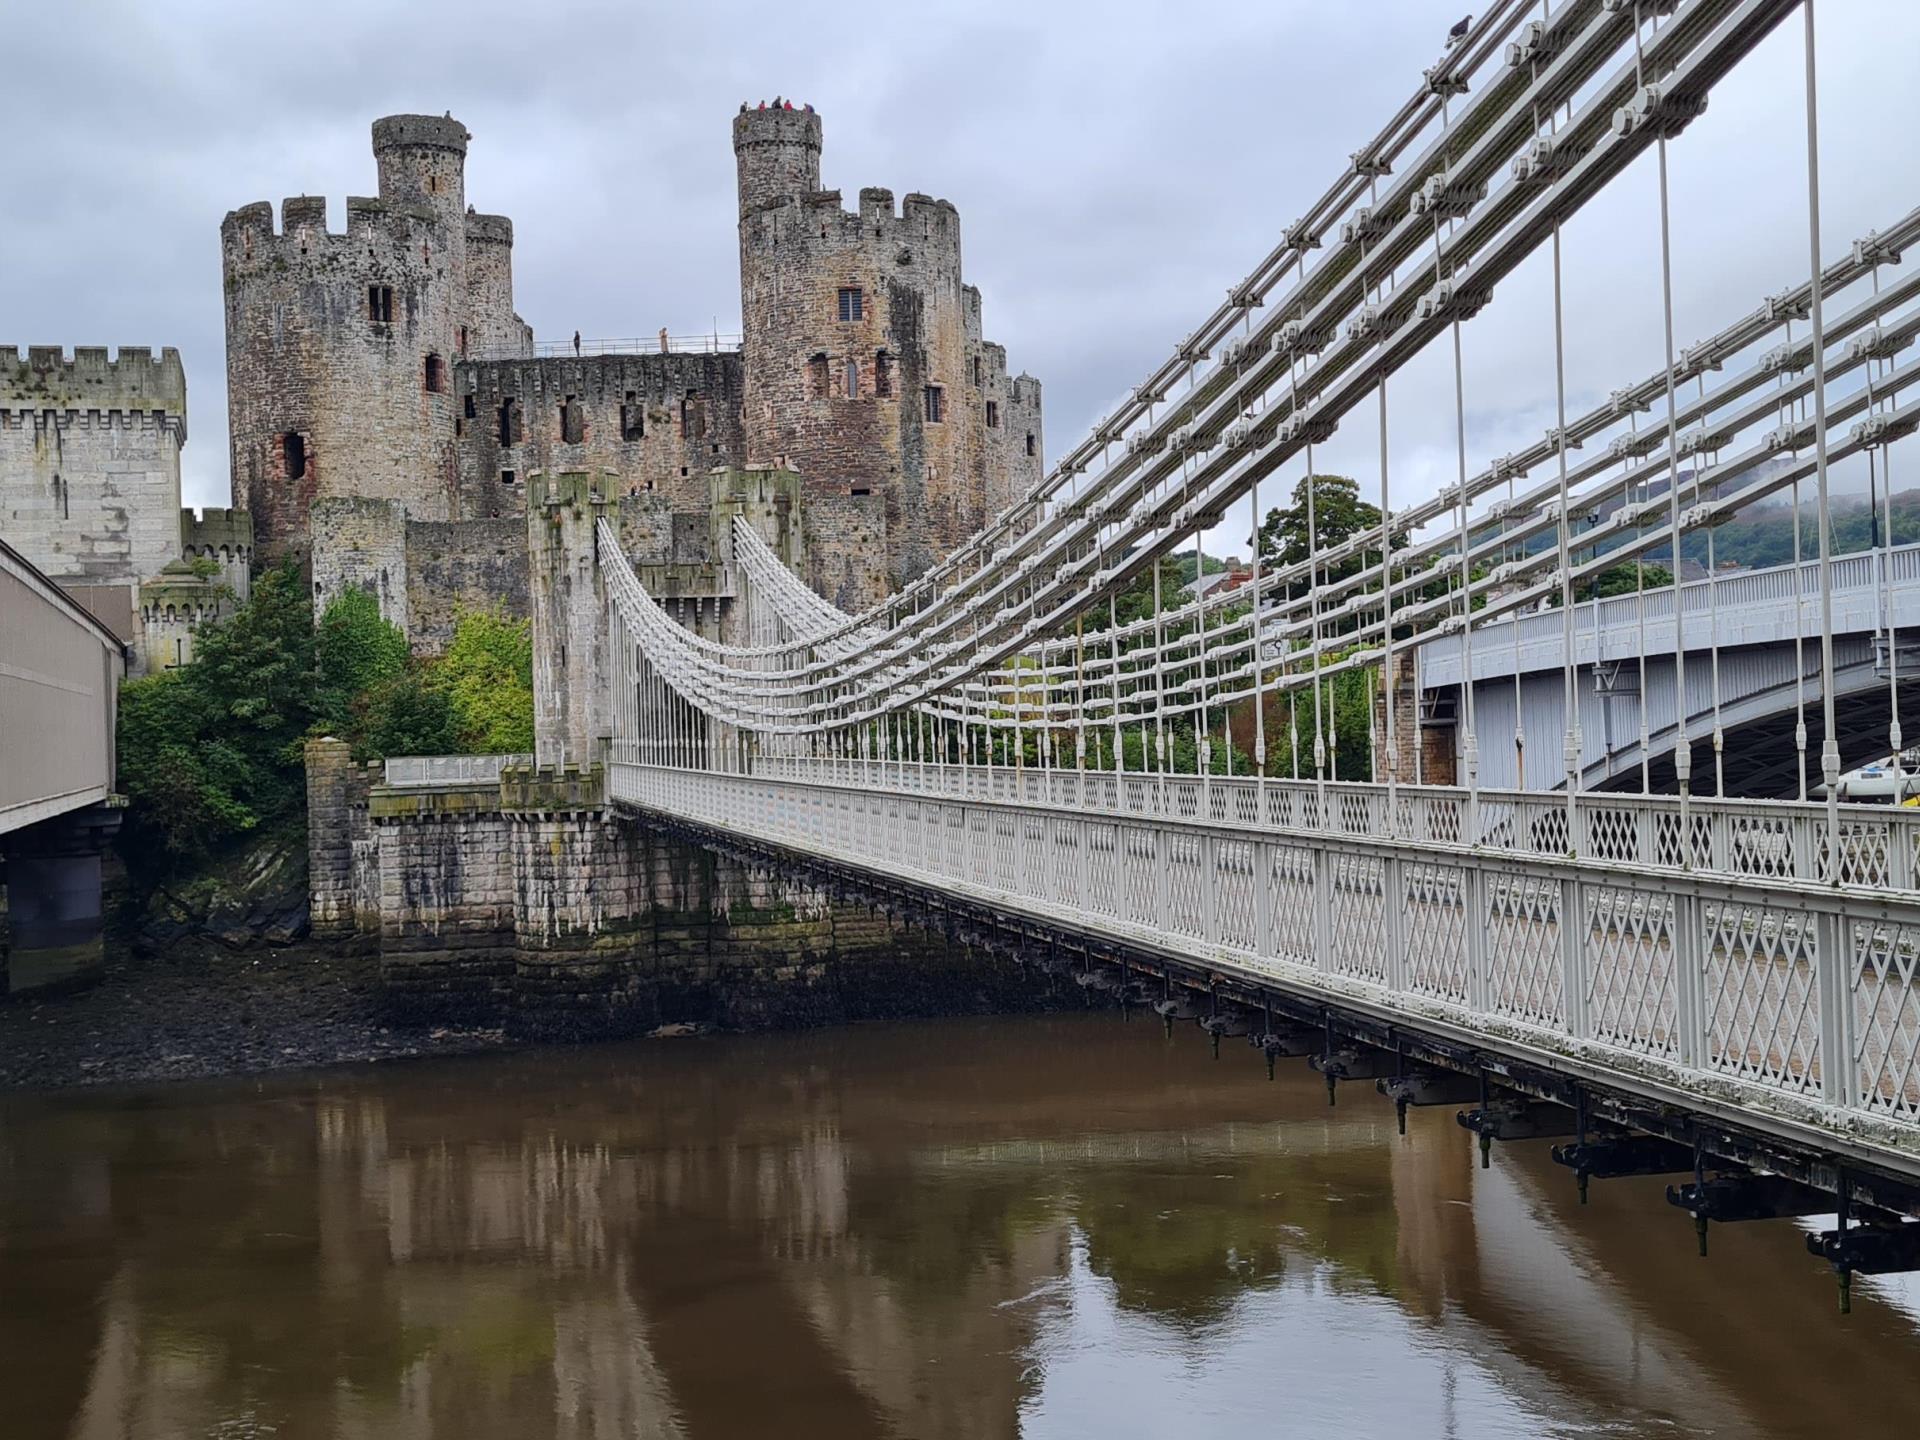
519;0;1920;1295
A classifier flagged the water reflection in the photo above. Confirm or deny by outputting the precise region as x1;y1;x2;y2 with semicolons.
2;1013;1917;1438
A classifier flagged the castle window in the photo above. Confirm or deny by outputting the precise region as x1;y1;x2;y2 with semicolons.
560;396;584;444
973;355;982;386
458;325;469;356
464;393;477;420
844;357;860;399
424;353;445;393
850;485;871;497
807;354;829;401
838;286;864;322
621;391;644;441
986;400;1000;428
368;285;393;324
924;385;945;424
682;393;706;439
497;398;521;446
281;431;308;481
874;350;892;398
1026;432;1036;457
501;469;517;487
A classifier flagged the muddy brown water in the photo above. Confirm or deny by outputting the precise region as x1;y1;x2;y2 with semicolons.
3;1011;1917;1439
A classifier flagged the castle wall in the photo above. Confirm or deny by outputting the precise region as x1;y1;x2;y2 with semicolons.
453;352;746;522
311;495;411;633
136;566;223;672
528;472;608;769
221;116;534;566
0;346;187;634
403;515;527;653
222;194;457;564
179;506;253;603
462;215;531;358
327;756;1039;1032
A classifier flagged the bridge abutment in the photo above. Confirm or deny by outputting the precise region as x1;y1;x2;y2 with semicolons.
313;749;1040;1034
1;804;122;994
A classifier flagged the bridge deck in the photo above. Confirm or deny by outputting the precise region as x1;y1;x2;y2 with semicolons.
612;756;1920;1182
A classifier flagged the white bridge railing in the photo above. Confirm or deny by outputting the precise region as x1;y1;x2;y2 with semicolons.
754;755;1920;893
609;757;1920;1170
383;753;533;787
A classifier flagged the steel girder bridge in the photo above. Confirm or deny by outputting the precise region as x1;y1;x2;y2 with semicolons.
586;1;1920;1304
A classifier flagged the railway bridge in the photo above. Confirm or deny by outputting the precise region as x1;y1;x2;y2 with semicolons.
0;538;126;992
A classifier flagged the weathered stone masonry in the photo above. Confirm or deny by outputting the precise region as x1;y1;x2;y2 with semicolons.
0;345;251;675
314;745;1038;1032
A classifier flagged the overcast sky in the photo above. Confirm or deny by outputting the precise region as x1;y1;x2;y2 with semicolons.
8;1;1919;548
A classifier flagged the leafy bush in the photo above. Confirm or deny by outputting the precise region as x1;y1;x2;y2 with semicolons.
315;586;409;735
119;574;538;876
439;607;536;754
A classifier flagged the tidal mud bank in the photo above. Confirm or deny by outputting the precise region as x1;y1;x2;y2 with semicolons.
0;941;512;1091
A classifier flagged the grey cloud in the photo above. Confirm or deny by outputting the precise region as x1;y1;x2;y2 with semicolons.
5;0;1916;543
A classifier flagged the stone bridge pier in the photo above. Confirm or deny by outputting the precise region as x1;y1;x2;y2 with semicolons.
305;739;1041;1034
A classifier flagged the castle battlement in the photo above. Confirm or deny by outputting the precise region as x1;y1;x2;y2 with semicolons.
1;345;187;421
371;113;469;157
181;505;254;552
219;194;442;256
466;212;514;245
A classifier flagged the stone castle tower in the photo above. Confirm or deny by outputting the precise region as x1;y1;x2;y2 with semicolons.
0;345;251;676
734;107;1042;606
220;115;531;568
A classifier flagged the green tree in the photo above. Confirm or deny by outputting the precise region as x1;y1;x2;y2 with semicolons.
116;562;316;871
314;587;409;736
1580;560;1673;602
439;607;536;753
353;673;461;759
1256;474;1386;601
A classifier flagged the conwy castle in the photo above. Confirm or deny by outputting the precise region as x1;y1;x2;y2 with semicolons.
2;107;1044;668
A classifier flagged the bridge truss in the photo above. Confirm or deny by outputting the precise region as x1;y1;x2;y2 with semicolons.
599;0;1920;1239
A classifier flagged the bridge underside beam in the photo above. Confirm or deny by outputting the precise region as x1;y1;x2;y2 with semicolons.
631;807;1920;1223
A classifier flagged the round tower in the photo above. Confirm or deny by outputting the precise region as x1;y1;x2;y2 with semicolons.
733;106;822;217
372;114;469;220
221;117;469;568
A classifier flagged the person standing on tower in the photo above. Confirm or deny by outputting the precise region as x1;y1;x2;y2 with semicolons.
572;330;581;357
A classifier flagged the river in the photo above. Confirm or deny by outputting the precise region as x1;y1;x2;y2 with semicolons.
3;1011;1917;1438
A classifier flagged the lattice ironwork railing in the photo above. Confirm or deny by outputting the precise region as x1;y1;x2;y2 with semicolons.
747;755;1920;893
608;759;1920;1162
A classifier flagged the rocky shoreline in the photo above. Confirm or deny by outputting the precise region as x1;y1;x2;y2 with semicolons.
0;940;515;1092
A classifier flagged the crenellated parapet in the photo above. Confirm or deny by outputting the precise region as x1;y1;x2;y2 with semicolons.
0;345;187;436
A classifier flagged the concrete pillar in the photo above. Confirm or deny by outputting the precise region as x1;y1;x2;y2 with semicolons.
3;805;120;993
530;471;609;769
